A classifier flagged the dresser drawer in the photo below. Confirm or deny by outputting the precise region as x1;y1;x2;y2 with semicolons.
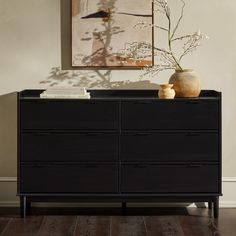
20;133;118;162
20;100;119;130
121;164;219;193
20;164;118;193
121;132;219;162
122;100;219;130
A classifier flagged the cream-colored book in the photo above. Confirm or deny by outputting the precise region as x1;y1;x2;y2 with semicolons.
40;93;90;99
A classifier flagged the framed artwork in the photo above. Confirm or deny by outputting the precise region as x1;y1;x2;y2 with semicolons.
71;0;154;69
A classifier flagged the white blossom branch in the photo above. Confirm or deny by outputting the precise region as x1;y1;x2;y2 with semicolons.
120;0;208;78
171;34;193;42
178;30;208;63
140;64;175;79
134;21;168;32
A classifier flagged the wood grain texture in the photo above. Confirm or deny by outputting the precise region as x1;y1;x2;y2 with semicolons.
144;216;184;236
0;218;10;235
184;208;220;235
178;216;214;236
1;216;43;236
0;208;236;236
37;216;77;236
74;216;110;236
111;216;147;236
214;209;236;236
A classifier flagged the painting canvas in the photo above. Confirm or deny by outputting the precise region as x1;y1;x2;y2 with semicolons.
72;0;154;68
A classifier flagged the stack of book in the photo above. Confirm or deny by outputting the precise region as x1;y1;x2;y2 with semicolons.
40;87;90;99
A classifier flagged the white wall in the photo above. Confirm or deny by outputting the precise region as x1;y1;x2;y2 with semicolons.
0;0;236;206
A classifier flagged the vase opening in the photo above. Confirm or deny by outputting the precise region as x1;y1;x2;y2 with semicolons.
159;84;173;89
175;69;194;73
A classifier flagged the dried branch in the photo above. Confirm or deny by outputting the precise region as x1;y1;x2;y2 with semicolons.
121;0;208;78
140;64;175;79
134;21;168;32
153;46;171;54
178;30;208;63
171;0;185;39
171;34;193;42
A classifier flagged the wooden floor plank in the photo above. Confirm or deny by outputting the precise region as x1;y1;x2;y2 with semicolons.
74;216;110;236
0;208;236;236
0;218;11;235
111;216;147;236
178;215;216;236
1;216;43;236
215;209;236;236
144;216;184;236
184;207;220;235
37;216;76;236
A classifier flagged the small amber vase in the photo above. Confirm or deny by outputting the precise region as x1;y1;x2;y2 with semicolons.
158;84;175;99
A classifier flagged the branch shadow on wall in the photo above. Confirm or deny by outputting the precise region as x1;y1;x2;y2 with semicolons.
40;67;159;89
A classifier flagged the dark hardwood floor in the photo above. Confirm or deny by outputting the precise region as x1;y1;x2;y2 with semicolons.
0;207;235;236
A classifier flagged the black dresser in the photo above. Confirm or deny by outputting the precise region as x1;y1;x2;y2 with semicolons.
17;90;222;218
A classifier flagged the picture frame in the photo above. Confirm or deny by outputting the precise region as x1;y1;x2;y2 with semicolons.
71;0;154;69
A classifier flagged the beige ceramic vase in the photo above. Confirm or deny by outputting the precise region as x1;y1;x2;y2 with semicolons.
158;84;175;99
169;69;202;97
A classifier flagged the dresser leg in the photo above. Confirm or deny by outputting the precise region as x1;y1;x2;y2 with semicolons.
20;196;27;218
122;202;127;209
122;202;127;214
208;201;212;209
213;197;219;218
26;199;31;214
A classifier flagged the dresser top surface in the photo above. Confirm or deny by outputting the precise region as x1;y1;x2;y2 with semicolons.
18;89;221;101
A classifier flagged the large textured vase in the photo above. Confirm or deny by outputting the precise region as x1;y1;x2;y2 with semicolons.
169;69;202;97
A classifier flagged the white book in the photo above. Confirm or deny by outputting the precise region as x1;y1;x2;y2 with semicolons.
40;93;90;99
44;87;88;96
40;87;91;99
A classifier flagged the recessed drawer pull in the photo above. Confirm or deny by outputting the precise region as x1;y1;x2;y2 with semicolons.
187;164;202;168
84;133;101;136
134;133;150;136
33;133;51;136
134;165;148;168
84;165;98;168
186;132;200;136
31;165;47;168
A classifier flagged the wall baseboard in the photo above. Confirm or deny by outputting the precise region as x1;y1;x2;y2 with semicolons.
221;177;236;208
222;177;236;182
0;177;17;182
0;177;235;208
219;201;236;208
0;201;19;207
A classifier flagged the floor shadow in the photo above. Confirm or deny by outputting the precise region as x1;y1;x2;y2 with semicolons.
0;207;189;217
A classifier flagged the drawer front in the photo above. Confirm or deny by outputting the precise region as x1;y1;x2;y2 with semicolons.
122;101;219;130
20;164;118;193
121;164;219;193
20;100;119;130
21;133;118;162
121;132;219;162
